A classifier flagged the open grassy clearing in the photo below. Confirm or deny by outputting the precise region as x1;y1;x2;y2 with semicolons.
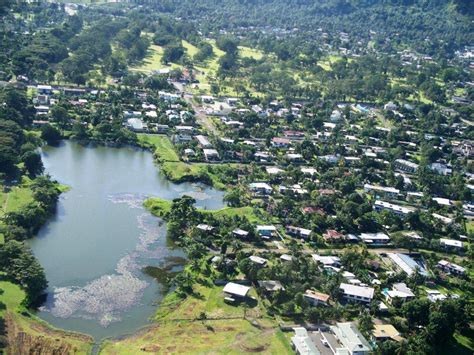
137;134;180;162
0;183;34;218
100;284;291;354
144;197;266;224
160;162;235;189
239;46;264;60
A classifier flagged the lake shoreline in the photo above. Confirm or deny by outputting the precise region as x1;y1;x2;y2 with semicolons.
23;140;225;347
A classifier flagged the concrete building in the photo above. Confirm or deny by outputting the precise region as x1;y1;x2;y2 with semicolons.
339;283;374;304
330;322;371;355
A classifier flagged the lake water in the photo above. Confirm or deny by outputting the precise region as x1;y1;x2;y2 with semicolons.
28;140;225;340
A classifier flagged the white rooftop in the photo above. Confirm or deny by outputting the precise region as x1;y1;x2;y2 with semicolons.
223;282;250;297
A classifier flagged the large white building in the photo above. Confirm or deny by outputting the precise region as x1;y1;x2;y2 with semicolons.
373;200;414;217
330;322;372;355
339;283;374;304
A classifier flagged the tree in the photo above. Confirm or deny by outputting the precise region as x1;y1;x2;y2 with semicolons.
50;106;70;129
0;240;47;303
162;44;185;64
22;150;44;177
358;310;374;338
41;124;61;145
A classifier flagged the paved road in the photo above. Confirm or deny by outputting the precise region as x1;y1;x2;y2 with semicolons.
173;82;219;136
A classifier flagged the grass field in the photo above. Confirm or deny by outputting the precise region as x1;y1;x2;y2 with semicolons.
100;284;291;354
0;281;93;354
137;134;180;162
239;46;264;60
0;184;34;218
144;197;265;224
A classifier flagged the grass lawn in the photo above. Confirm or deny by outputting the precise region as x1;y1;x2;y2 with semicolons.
182;40;199;57
129;44;183;73
137;134;180;162
0;281;93;354
99;284;291;354
144;197;266;224
239;46;264;60
0;281;25;316
0;183;34;218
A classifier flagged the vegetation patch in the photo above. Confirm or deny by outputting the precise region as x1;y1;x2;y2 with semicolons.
99;284;290;354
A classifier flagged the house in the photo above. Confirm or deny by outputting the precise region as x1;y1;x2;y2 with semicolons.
174;134;193;144
159;91;180;102
279;184;308;195
330;109;343;122
439;238;464;252
63;87;86;96
35;94;49;105
249;182;273;195
330;322;372;355
258;280;285;292
312;254;341;267
126;118;145;132
286;153;303;162
303;290;330;306
426;289;447;302
432;213;454;225
249;255;268;266
184;148;196;157
280;254;293;262
394;159;419;173
223;282;250;300
372;324;403;342
203;149;220;161
35;105;50;115
256;225;277;238
430;162;452;176
358;232;390;245
339;283;375;304
271;137;291;148
196;224;214;233
301;167;318;176
266;166;284;175
286;226;312;239
384;102;398;111
291;327;319;355
319;154;340;164
363;184;400;199
383;282;415;304
37;84;52;94
323;229;345;243
201;95;214;104
387;253;428;276
195;135;212;148
437;260;466;276
373;200;413;218
226;97;238;106
232;229;249;238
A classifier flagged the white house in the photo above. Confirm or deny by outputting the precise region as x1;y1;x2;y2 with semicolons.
363;184;400;199
394;159;419;173
223;282;250;299
440;238;464;251
249;182;273;195
291;327;319;355
339;283;374;304
330;322;372;355
373;200;414;217
383;283;415;304
286;226;312;239
358;232;390;245
437;260;466;276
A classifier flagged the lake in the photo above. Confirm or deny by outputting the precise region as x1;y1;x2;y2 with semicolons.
28;140;225;340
